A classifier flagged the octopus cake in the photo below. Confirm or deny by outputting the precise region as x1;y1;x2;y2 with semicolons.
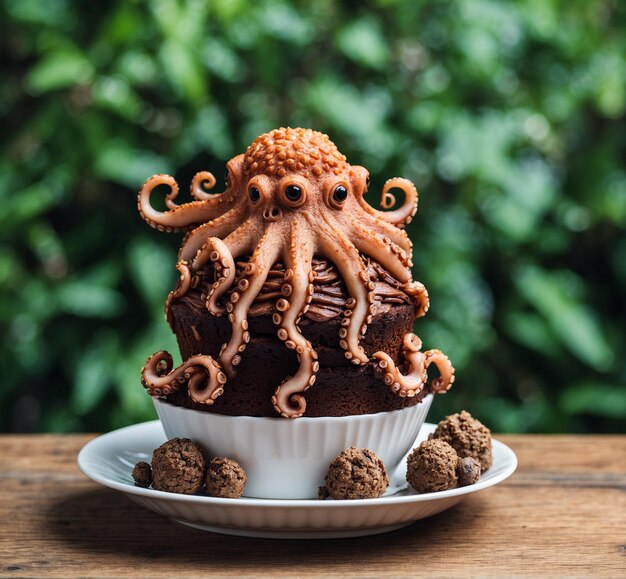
138;127;454;419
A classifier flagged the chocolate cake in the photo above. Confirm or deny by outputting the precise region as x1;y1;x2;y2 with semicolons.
138;127;455;418
166;258;423;416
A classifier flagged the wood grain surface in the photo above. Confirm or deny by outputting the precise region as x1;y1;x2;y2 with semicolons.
0;434;624;578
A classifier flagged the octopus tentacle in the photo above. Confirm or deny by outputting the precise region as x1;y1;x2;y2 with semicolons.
178;205;246;263
317;218;372;365
349;221;413;283
138;174;231;232
358;211;413;254
141;351;227;403
166;221;262;322
190;170;240;204
372;333;455;397
219;225;282;376
164;260;193;327
197;238;237;316
404;280;430;319
356;177;418;228
423;348;456;393
188;216;261;271
219;218;265;257
271;224;318;418
171;261;193;298
198;220;265;315
191;171;215;201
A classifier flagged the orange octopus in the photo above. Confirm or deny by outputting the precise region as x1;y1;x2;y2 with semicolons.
139;128;454;418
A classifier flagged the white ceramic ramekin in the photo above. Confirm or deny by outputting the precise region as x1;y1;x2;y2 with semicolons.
154;395;433;499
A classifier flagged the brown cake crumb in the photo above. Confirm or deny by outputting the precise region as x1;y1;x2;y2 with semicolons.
132;461;152;488
205;457;247;498
456;456;481;487
432;410;493;471
406;439;458;493
320;447;389;500
151;438;205;494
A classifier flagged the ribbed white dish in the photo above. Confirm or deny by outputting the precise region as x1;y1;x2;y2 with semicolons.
78;421;517;539
154;396;433;498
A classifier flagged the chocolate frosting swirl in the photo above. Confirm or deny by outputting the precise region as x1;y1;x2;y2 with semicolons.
193;257;412;322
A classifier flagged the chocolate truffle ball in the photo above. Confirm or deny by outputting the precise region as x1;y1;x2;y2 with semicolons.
406;439;458;493
151;438;205;494
132;461;152;488
320;447;389;500
432;410;493;471
456;456;481;487
205;457;247;498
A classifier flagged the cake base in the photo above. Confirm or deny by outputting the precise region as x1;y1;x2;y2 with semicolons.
167;293;423;417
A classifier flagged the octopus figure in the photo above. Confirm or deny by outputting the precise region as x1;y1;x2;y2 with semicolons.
139;128;454;418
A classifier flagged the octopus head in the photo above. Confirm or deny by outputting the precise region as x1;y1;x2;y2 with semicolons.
241;127;369;222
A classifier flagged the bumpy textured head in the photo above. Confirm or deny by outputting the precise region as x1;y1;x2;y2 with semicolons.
243;127;349;179
234;127;367;222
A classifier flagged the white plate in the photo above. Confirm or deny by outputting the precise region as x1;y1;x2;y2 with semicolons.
78;420;517;539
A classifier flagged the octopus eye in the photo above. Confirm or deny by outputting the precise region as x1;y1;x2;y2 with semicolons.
333;185;348;203
285;185;302;202
249;186;261;203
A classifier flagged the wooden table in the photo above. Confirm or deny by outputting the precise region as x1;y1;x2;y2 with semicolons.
0;435;624;578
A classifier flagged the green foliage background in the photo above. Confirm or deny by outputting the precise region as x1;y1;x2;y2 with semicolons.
1;0;625;433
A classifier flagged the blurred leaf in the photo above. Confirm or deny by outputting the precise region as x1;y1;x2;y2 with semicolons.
159;39;206;104
513;265;613;371
0;182;65;229
590;51;626;118
94;142;172;188
336;18;390;69
25;51;93;94
5;0;74;26
202;40;245;82
92;76;146;121
71;329;119;415
306;76;395;165
115;51;158;86
259;2;313;44
559;383;626;419
127;236;176;311
503;311;561;357
57;280;125;318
